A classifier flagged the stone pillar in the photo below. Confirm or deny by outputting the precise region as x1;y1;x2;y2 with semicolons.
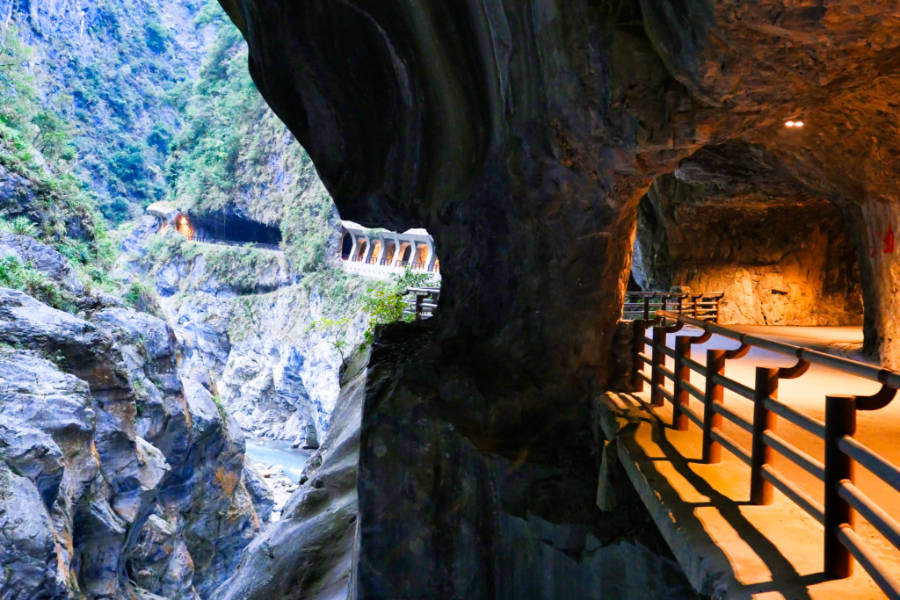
852;199;900;368
425;241;437;272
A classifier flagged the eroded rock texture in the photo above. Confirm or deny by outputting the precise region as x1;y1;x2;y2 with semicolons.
217;0;900;595
0;240;265;598
214;343;370;600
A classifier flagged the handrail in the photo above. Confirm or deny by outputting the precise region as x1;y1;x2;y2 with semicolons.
622;291;724;323
656;310;900;388
629;311;900;596
402;287;441;321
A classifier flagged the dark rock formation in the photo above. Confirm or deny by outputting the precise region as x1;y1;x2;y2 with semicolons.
216;0;900;595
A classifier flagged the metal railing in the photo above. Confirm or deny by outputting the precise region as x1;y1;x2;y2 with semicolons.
622;291;724;322
631;310;900;598
403;287;440;320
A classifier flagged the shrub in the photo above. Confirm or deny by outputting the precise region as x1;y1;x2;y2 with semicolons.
11;216;38;237
123;281;162;316
0;255;77;312
360;268;440;343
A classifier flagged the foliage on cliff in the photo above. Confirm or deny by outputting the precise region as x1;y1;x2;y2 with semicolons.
0;25;116;289
165;4;337;275
2;0;213;222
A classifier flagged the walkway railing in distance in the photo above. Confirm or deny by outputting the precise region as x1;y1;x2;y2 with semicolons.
622;291;724;322
403;287;440;321
631;310;900;599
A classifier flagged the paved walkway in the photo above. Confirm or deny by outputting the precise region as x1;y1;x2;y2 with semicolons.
600;326;899;599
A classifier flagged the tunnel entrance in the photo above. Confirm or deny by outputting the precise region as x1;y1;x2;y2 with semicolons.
631;143;863;327
341;233;353;259
186;209;282;247
338;220;441;279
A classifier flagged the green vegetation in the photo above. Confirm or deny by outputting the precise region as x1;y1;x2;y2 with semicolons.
360;269;439;343
211;393;228;422
123;281;162;316
306;316;353;360
0;24;119;292
0;256;77;312
2;2;211;221
139;231;292;295
165;7;336;275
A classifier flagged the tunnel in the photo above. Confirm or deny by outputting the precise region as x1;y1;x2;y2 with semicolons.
215;1;900;597
630;142;864;327
341;232;353;259
186;209;282;246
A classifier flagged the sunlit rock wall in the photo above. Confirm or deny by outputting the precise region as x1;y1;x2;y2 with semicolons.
633;144;863;326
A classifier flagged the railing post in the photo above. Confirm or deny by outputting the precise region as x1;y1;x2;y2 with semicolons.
415;294;424;321
643;296;650;321
750;366;778;505
673;336;691;430
692;295;699;319
631;320;647;392
651;326;666;406
703;349;726;463
824;394;856;578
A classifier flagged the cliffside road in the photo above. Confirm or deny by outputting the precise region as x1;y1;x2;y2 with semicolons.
601;326;898;599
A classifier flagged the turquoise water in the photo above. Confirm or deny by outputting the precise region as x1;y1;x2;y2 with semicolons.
245;439;311;483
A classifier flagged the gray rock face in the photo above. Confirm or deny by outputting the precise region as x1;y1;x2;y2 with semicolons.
0;287;263;599
0;233;85;295
120;224;366;449
214;346;369;600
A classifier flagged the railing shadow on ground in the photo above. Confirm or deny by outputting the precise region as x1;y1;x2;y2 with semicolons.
609;390;820;600
620;311;900;599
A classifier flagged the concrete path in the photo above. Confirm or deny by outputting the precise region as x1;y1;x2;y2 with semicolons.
600;326;899;599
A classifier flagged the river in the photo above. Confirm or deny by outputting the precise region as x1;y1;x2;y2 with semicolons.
245;438;311;483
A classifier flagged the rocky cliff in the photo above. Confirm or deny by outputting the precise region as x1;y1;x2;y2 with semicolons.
3;0;218;220
0;233;265;599
216;0;900;596
121;226;365;449
214;339;370;600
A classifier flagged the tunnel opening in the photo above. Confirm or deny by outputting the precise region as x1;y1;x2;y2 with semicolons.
354;239;368;262
368;240;383;264
382;241;396;265
185;209;282;247
399;245;412;266
341;233;353;259
629;142;864;328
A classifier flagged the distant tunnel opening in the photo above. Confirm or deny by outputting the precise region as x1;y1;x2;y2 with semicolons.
629;143;863;327
341;233;353;259
186;210;282;246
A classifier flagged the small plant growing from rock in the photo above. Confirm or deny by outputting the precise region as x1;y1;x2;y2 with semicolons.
11;216;39;237
360;268;439;344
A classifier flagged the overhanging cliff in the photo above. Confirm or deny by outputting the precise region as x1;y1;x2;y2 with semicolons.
215;1;900;596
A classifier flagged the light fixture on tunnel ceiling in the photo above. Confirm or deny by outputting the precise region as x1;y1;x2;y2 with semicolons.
784;120;804;128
